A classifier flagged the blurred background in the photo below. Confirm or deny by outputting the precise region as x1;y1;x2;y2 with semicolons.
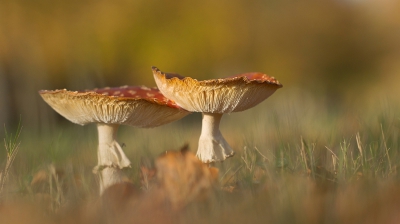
0;0;400;135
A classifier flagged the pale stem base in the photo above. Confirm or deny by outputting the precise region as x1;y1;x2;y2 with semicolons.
94;123;131;194
196;113;235;163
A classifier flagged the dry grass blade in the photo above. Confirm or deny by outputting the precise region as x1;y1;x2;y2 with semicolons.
325;146;339;160
356;132;363;158
300;136;309;172
254;146;270;162
0;120;22;197
325;146;339;172
380;124;392;173
221;165;243;187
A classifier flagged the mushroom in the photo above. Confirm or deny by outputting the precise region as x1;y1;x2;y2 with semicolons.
152;67;282;163
39;85;190;193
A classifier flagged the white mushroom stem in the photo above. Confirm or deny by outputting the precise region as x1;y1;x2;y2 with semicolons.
197;113;235;163
94;123;131;194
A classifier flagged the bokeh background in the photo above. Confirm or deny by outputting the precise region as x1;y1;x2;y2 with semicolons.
0;0;400;134
2;2;400;222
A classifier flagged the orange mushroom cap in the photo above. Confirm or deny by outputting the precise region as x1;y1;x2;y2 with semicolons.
39;85;190;127
152;67;282;113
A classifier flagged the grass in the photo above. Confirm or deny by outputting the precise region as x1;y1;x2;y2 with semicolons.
0;89;400;223
0;119;22;198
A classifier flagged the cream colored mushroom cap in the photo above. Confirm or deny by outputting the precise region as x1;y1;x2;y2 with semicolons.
152;67;283;113
39;86;190;128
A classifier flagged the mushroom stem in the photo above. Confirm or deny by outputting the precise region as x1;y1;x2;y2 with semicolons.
197;113;234;163
94;123;131;194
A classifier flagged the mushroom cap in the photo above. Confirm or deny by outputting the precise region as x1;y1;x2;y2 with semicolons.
152;67;283;113
39;86;190;127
